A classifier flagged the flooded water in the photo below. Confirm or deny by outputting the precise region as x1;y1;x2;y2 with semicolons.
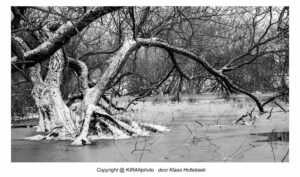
11;98;289;162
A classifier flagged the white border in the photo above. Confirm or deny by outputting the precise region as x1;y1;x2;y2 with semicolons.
2;0;299;177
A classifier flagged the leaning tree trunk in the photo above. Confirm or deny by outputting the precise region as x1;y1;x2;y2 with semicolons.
71;36;141;145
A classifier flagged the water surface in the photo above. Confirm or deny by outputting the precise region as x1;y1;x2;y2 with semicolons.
12;99;289;162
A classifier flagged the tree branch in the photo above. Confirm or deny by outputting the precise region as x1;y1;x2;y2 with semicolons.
11;7;122;69
136;37;264;112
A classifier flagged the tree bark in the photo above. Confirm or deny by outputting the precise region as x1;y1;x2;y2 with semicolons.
13;35;79;137
72;36;141;145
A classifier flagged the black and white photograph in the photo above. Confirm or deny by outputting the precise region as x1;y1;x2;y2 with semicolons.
3;0;299;176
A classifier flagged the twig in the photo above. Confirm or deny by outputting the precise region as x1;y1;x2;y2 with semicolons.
261;90;289;107
274;101;287;112
226;135;248;161
248;107;255;118
267;105;275;119
270;136;277;162
235;107;255;124
235;114;247;124
139;139;147;162
230;143;257;160
185;124;193;135
113;140;129;162
281;149;289;162
195;120;204;127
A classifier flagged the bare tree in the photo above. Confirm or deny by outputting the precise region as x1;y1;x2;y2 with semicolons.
11;6;288;145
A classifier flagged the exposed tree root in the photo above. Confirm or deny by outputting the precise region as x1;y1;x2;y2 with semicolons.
25;105;170;146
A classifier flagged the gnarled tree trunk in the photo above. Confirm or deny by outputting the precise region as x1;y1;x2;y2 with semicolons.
14;34;169;145
15;35;80;138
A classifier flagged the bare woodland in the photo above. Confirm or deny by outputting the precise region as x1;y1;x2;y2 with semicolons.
11;6;289;146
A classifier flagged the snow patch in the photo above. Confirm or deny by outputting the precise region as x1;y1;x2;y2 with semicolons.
23;135;45;140
103;121;131;139
130;121;150;136
88;134;130;141
139;123;171;132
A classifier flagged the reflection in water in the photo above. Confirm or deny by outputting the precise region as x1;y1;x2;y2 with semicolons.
250;132;289;142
